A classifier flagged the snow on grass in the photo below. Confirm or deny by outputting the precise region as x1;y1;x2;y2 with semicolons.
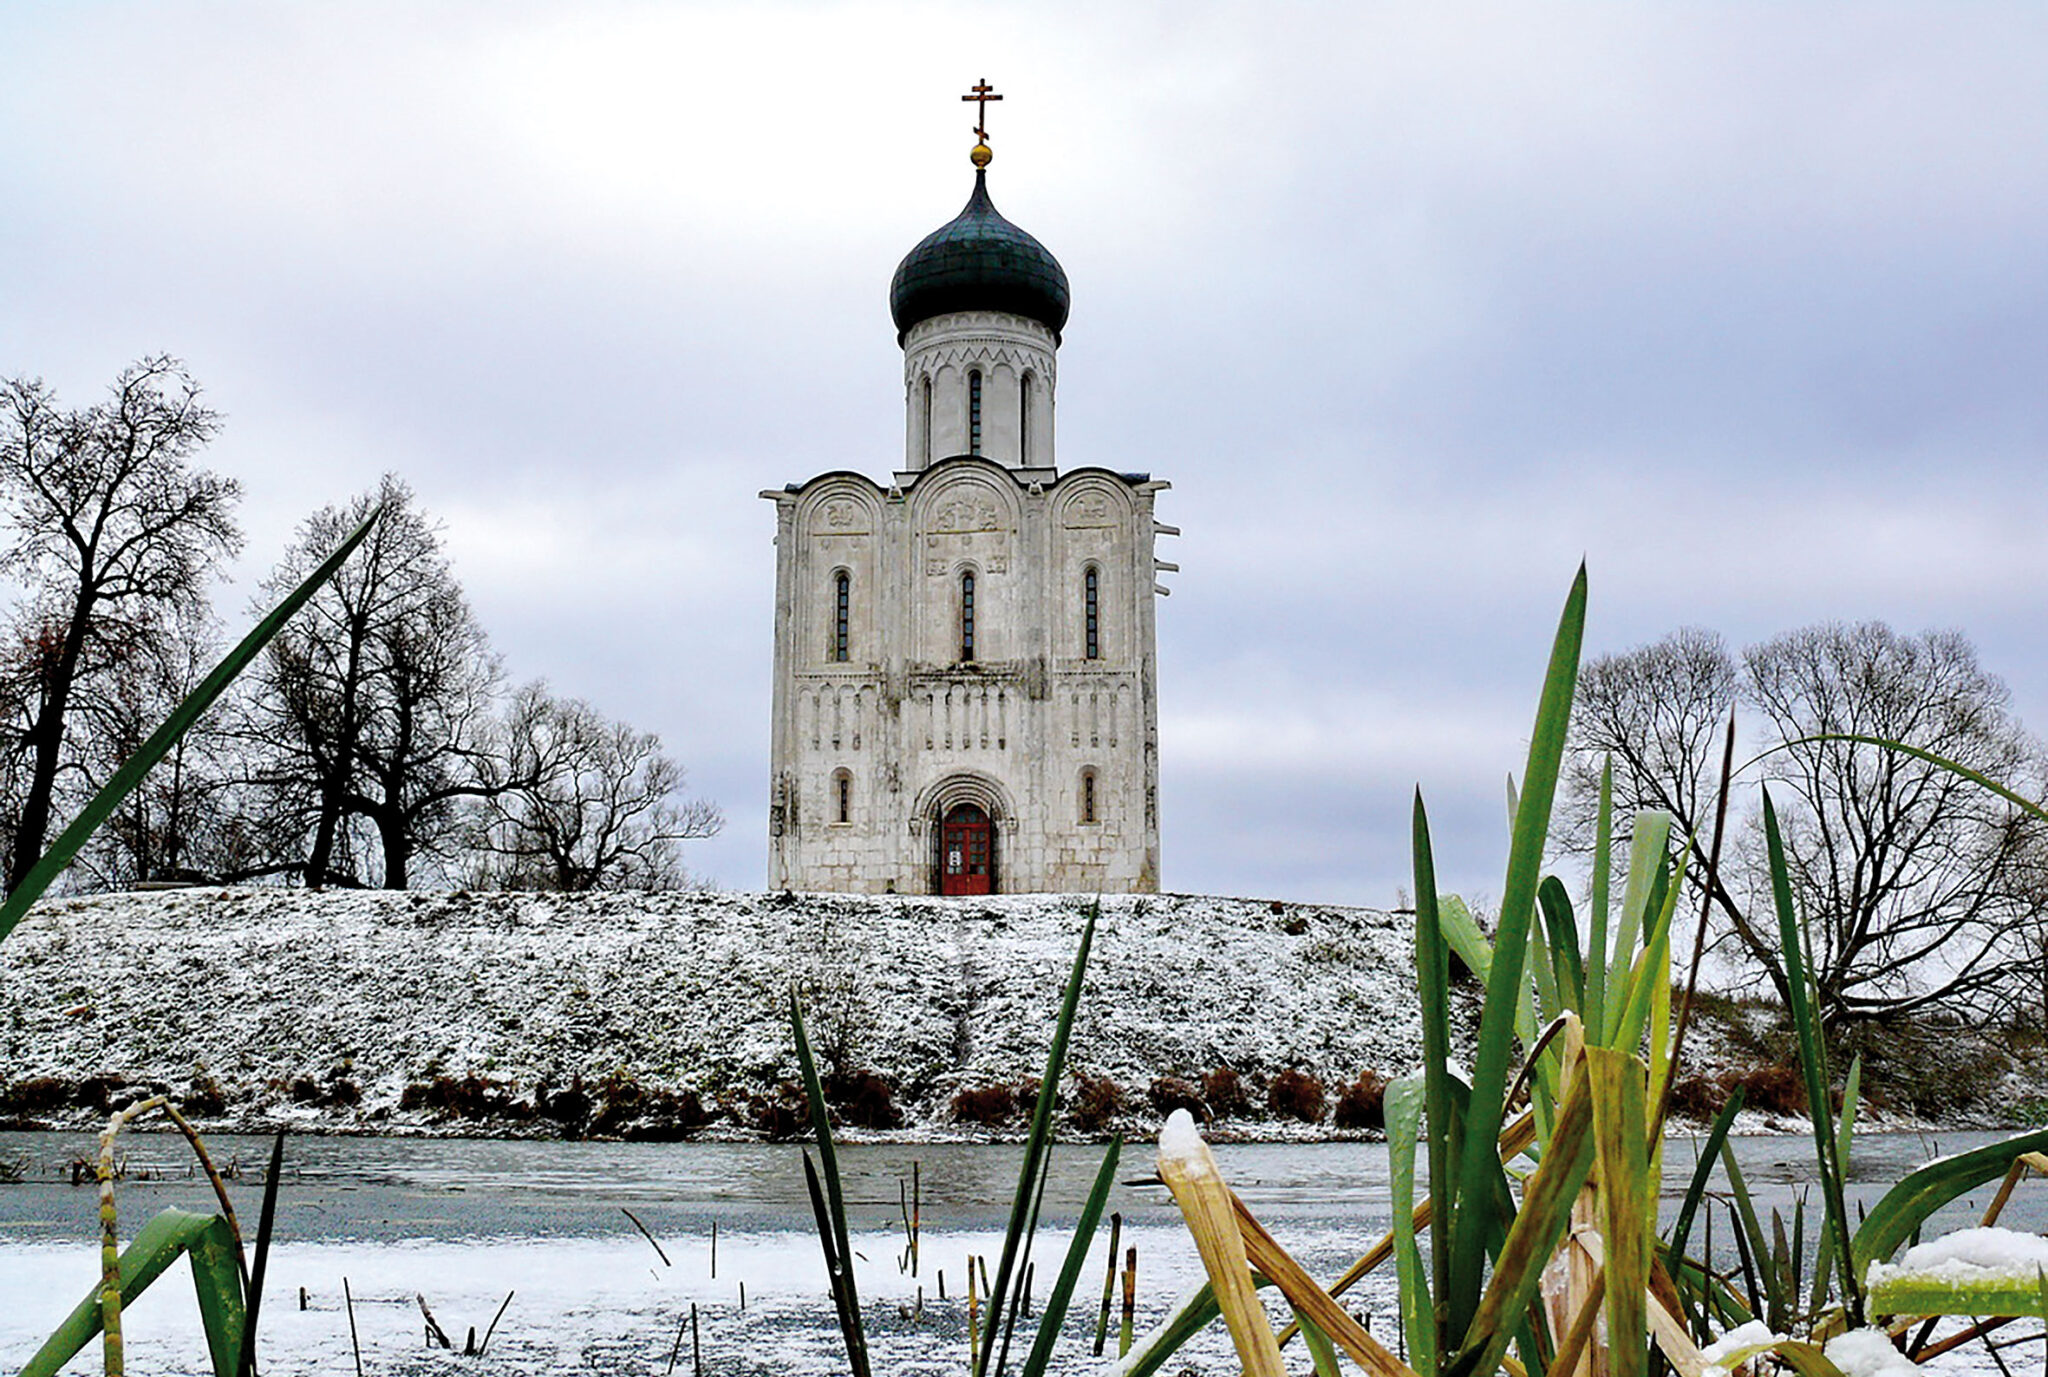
1866;1226;2048;1317
1824;1330;1924;1377
1888;1227;2048;1279
1699;1319;1786;1377
0;889;1420;1139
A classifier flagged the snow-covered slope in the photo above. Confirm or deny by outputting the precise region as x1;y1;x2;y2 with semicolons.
0;889;1420;1139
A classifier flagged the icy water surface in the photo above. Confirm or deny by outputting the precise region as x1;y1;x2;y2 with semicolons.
1;1132;2041;1375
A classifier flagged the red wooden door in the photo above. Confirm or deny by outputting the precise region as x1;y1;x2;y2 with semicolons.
940;804;994;895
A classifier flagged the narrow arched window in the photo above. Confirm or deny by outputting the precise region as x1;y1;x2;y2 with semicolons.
1083;566;1100;660
1020;371;1033;460
968;370;983;456
960;571;976;662
1081;769;1098;824
832;571;850;662
834;770;852;824
922;376;933;463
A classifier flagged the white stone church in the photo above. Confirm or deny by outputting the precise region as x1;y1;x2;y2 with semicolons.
763;116;1176;895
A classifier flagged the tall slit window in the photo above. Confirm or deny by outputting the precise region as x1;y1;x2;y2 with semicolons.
1019;371;1033;460
834;770;852;824
968;370;983;455
1081;769;1098;824
960;571;977;662
1084;566;1100;660
832;571;850;662
921;377;933;463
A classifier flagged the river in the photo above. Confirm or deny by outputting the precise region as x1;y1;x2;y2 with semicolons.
1;1130;2039;1375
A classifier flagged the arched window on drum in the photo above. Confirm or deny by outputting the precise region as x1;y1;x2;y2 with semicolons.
1083;565;1101;660
831;570;850;662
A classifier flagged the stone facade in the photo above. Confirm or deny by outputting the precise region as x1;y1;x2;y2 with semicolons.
763;447;1169;892
764;156;1176;895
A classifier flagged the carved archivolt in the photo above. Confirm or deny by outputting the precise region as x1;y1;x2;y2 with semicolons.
911;770;1016;827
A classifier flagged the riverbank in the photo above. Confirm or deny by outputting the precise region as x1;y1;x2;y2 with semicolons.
0;889;1423;1141
2;888;2040;1143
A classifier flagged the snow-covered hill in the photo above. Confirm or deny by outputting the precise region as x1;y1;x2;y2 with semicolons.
0;889;1420;1139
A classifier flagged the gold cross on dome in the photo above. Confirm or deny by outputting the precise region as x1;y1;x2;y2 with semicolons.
961;79;1003;141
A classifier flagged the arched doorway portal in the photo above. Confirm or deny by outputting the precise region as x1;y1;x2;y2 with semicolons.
938;802;995;895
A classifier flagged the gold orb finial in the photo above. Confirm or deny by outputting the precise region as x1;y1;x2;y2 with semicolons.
962;79;1002;170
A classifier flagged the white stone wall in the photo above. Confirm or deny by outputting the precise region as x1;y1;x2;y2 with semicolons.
764;460;1169;894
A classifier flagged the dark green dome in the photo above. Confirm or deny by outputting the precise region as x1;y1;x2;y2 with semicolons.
890;170;1070;343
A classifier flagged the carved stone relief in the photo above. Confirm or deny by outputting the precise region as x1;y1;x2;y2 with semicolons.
1061;490;1120;528
814;498;872;535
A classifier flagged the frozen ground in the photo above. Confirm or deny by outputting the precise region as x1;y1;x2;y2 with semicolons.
0;889;1419;1138
6;1131;2047;1377
0;1132;1400;1377
2;1225;1333;1377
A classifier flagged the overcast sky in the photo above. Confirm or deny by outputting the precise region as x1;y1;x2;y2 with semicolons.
4;4;2046;904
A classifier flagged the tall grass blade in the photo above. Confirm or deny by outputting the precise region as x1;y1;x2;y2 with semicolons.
791;995;869;1377
1386;1073;1438;1377
1445;562;1586;1341
1437;894;1495;985
1156;1114;1286;1377
234;1132;285;1377
1298;1312;1342;1377
1804;735;2048;826
1020;1138;1121;1377
1605;812;1672;1043
976;903;1098;1377
1669;1087;1746;1337
992;1146;1056;1377
1588;758;1614;1032
1770;1209;1793;1328
1609;854;1680;1059
0;510;380;945
1720;1138;1773;1325
23;1210;245;1377
1411;791;1457;1330
1445;1070;1596;1377
1761;789;1860;1323
801;1150;868;1377
1538;876;1584;1016
1589;1048;1650;1377
1809;1056;1862;1316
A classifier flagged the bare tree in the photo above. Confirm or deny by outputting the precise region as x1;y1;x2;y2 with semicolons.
0;358;242;889
1747;623;2046;1022
1562;628;1792;996
468;683;722;891
247;477;505;887
1565;627;1736;848
67;605;239;886
1564;620;2048;1025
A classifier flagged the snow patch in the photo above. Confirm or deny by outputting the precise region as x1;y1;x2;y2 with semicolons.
1823;1329;1920;1377
1699;1320;1785;1377
1158;1107;1207;1169
1895;1227;2048;1278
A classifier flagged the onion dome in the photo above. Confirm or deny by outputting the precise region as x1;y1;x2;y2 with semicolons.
890;164;1070;344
